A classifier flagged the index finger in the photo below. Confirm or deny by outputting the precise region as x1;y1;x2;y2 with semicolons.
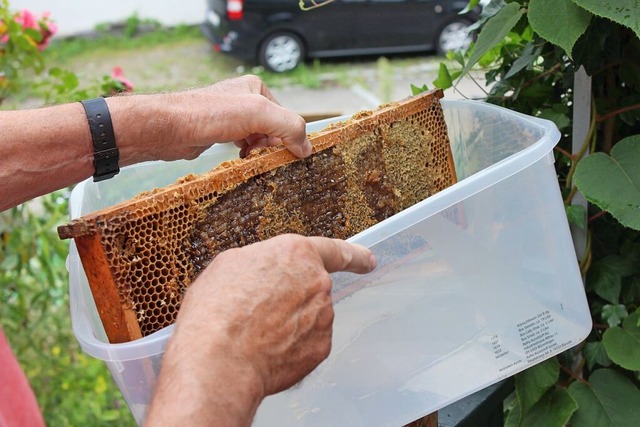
308;237;377;274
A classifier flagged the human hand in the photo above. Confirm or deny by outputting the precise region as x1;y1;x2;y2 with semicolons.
180;234;375;394
147;234;375;426
207;75;313;159
114;75;312;165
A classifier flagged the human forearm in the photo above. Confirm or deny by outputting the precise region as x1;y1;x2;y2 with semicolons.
145;322;264;427
1;76;311;212
0;103;94;210
0;96;172;210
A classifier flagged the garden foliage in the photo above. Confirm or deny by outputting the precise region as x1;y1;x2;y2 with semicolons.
429;0;640;425
1;0;136;424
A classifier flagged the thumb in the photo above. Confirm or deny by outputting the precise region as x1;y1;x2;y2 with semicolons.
244;96;313;158
307;237;377;274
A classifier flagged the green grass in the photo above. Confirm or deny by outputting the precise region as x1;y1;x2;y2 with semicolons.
44;24;203;62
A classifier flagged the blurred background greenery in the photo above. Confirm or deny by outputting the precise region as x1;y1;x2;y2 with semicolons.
1;2;144;424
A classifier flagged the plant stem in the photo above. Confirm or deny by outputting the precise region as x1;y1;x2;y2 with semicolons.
521;63;562;90
579;229;592;277
596;103;640;123
560;363;588;385
564;186;577;205
565;98;596;190
468;72;489;97
554;145;574;160
588;211;607;222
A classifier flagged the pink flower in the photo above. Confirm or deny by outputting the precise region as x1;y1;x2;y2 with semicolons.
111;66;134;92
9;10;58;51
15;9;39;30
0;19;7;44
37;12;57;51
39;12;57;34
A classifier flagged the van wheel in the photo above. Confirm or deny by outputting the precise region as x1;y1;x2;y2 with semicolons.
259;32;304;73
435;18;474;55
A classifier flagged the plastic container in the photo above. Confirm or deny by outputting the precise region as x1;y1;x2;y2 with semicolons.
67;99;592;426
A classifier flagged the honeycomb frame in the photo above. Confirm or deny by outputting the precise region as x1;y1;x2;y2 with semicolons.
58;89;456;343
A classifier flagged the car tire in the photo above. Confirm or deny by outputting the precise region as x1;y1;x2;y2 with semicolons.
258;32;305;73
435;18;475;55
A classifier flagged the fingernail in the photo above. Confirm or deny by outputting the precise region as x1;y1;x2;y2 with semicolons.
369;254;377;271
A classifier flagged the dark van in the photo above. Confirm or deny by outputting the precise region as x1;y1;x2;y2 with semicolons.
201;0;481;72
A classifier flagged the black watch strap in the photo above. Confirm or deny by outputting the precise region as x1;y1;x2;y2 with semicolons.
80;97;120;182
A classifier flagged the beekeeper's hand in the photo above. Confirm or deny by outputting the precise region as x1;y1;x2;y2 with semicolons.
146;234;376;427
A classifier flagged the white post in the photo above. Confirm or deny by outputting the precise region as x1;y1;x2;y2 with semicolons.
571;67;591;260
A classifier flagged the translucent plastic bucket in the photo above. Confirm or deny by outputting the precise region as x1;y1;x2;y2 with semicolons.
67;99;591;426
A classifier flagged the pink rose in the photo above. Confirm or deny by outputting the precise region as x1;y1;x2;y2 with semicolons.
11;10;58;51
16;9;39;30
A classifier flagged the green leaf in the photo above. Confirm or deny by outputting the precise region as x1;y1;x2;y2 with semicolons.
505;397;523;427
505;42;541;79
48;66;63;77
582;341;612;370
572;0;640;40
538;108;571;131
624;237;640;265
622;276;640;305
14;35;36;51
529;0;592;58
410;83;429;95
447;49;466;67
461;2;524;78
587;255;628;303
566;204;587;229
568;369;640;426
517;358;560;415
601;303;628;327
602;312;640;371
521;388;578;427
469;0;506;32
460;0;480;15
0;253;19;270
60;71;79;90
574;134;640;230
603;253;637;277
23;27;43;42
433;63;453;89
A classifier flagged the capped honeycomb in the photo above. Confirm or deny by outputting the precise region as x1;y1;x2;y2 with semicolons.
58;89;456;343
